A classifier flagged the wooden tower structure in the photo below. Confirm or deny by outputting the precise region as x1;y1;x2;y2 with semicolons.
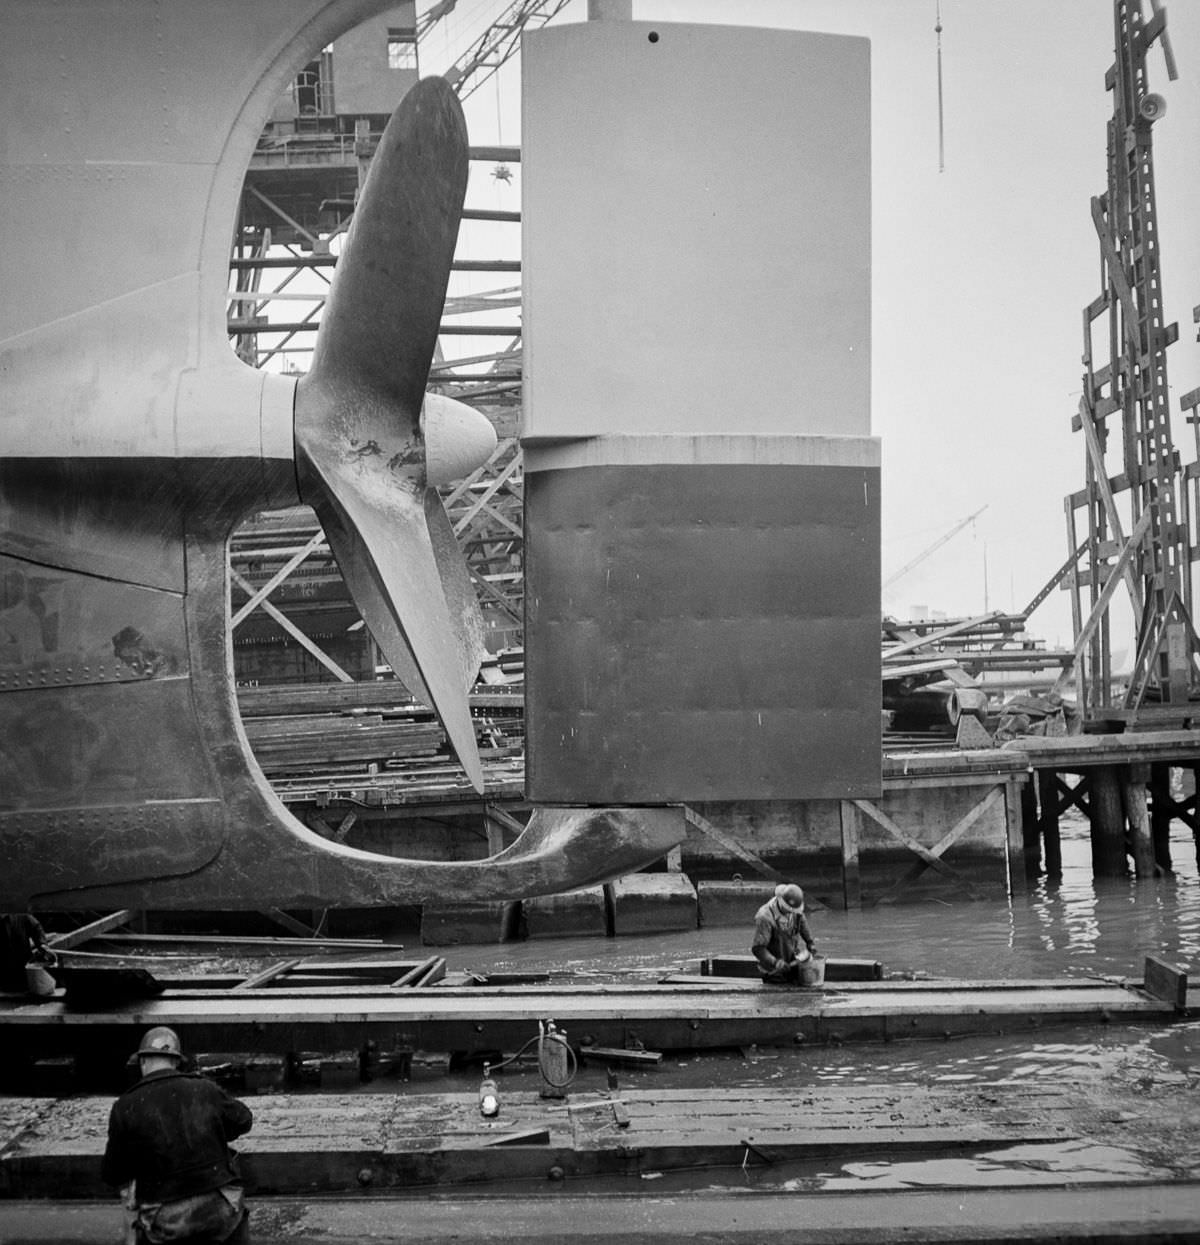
1065;0;1199;724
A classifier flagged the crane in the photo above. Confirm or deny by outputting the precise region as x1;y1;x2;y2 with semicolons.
883;505;987;590
437;0;573;101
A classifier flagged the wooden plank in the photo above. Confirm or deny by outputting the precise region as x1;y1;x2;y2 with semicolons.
1007;729;1200;769
93;933;402;952
839;801;862;910
872;786;1004;903
485;805;527;836
45;911;136;950
412;958;447;989
260;908;319;938
1143;954;1188;1009
852;798;988;897
701;956;883;982
1075;395;1144;616
579;1046;663;1066
392;956;443;989
232;959;301;991
1051;507;1154;697
295;957;425;976
1004;776;1027;895
485;1127;551;1146
1;1082;1112;1199
682;807;785;882
881;612;1005;660
329;813;358;844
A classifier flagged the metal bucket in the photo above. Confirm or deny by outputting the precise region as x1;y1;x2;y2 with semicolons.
25;960;57;998
797;955;826;988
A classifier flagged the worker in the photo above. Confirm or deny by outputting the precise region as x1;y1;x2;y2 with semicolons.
751;883;819;985
102;1026;253;1243
0;910;51;995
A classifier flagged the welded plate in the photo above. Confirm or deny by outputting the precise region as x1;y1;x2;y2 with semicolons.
525;461;880;803
0;554;187;692
0;799;224;902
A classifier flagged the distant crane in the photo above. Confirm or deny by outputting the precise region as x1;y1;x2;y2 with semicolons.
883;505;987;590
436;0;573;101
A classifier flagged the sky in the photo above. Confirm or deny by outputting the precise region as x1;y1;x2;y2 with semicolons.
417;0;1200;655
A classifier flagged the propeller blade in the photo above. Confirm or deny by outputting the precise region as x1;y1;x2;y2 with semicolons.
298;445;485;792
295;77;486;791
424;487;488;685
309;75;468;412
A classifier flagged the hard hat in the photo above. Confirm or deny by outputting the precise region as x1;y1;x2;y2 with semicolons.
137;1026;183;1062
774;883;805;913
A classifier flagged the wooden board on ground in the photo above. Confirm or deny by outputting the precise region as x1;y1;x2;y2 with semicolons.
701;955;884;981
1;977;1182;1066
0;1082;1103;1197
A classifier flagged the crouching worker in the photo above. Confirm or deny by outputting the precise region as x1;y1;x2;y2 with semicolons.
752;883;819;985
102;1026;253;1243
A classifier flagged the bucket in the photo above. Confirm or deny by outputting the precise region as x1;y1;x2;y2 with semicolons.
797;955;826;988
25;958;57;998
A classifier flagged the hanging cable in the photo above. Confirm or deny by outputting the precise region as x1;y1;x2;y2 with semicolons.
492;68;512;183
935;1;945;173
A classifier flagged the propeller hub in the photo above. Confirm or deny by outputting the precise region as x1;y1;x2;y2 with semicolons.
422;394;498;486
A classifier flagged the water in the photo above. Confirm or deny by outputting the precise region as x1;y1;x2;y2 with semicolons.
465;813;1200;988
432;812;1200;1193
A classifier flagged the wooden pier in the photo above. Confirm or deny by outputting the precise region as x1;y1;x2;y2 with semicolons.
1;963;1186;1075
1004;729;1200;878
0;1080;1129;1197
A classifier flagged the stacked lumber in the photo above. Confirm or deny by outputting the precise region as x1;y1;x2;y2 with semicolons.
245;716;445;774
235;680;526;800
881;611;1074;752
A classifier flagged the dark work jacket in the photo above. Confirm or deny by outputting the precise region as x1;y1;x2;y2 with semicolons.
0;913;46;991
101;1069;253;1203
750;899;816;969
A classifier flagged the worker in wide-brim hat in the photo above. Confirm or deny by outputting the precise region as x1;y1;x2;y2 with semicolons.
102;1026;253;1243
751;883;819;985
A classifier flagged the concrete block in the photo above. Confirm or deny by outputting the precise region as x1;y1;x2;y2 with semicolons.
420;901;521;946
524;887;608;940
697;880;777;928
609;872;697;936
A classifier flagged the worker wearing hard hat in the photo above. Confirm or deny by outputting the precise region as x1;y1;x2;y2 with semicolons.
751;883;820;985
102;1026;253;1243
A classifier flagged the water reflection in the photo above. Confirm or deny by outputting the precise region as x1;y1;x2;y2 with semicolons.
807;1140;1176;1189
447;812;1200;1093
471;817;1199;986
439;811;1200;1198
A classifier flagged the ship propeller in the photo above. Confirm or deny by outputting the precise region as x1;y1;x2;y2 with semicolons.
295;77;496;792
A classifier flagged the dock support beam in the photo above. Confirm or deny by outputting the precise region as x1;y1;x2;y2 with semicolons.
1124;763;1157;878
839;801;862;911
1149;763;1174;873
1037;770;1063;878
1005;776;1027;896
1091;765;1129;877
1020;778;1040;875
